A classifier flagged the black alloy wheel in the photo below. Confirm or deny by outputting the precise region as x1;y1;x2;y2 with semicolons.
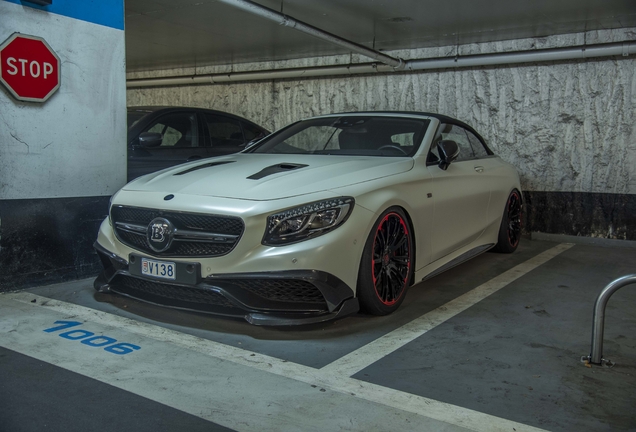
357;207;414;315
494;190;522;253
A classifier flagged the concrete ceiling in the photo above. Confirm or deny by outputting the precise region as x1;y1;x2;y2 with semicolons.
125;0;636;72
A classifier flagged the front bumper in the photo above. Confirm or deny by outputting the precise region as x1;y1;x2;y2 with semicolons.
94;242;359;325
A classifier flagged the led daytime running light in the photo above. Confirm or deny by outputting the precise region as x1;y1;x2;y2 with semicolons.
264;197;354;246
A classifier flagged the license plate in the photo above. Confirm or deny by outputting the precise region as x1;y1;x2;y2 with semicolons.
141;258;176;280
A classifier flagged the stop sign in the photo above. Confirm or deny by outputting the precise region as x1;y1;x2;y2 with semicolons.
0;33;61;103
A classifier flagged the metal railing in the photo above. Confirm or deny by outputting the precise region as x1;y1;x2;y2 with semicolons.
581;274;636;367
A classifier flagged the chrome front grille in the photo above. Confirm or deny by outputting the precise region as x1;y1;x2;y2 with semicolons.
111;205;244;258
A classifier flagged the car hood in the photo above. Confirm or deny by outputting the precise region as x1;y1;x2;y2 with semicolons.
123;154;414;200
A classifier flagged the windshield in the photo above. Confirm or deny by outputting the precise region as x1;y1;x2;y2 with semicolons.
249;116;430;157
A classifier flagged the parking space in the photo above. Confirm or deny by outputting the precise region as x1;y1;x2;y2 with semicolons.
23;239;558;368
2;238;634;431
355;243;636;431
0;286;479;432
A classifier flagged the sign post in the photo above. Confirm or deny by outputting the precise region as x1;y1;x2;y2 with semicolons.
0;33;61;103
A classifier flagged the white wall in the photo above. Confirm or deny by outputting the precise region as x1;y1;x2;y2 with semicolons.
127;27;636;197
0;1;127;200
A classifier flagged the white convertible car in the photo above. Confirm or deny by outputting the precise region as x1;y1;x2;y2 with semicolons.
94;112;522;325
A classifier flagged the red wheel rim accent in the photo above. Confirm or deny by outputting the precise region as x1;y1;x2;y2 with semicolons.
371;212;411;306
507;191;522;247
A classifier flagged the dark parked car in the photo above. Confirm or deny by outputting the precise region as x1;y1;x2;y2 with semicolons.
127;106;269;181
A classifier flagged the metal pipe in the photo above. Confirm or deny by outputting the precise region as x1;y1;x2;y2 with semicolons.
213;0;404;69
208;63;391;83
405;42;636;70
584;274;636;366
128;63;392;87
127;41;636;88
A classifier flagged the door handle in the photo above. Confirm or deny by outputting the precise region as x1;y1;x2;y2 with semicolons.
187;155;202;161
474;166;484;173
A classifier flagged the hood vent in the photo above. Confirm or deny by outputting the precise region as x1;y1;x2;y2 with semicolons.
174;161;235;176
247;163;309;180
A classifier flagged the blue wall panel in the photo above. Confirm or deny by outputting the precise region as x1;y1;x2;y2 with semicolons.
3;0;124;30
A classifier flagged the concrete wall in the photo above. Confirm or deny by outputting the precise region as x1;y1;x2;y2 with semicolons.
127;27;636;240
0;0;126;290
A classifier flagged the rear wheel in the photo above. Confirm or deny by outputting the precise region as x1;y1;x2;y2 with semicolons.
357;208;414;315
493;190;522;253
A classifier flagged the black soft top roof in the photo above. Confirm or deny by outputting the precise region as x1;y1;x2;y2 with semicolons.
326;110;473;130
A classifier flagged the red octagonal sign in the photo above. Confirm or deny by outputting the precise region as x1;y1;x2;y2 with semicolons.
0;33;61;103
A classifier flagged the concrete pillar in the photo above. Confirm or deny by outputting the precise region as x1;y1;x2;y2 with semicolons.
0;0;126;290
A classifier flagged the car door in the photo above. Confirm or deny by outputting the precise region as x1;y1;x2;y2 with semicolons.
465;128;514;230
201;113;249;158
428;124;491;261
128;111;202;180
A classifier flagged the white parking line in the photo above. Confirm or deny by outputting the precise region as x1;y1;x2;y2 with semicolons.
320;243;574;377
0;244;570;432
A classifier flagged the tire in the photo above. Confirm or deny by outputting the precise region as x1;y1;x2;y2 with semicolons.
357;207;414;315
493;190;522;253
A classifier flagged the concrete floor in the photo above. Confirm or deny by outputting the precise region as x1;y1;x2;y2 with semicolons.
0;238;635;431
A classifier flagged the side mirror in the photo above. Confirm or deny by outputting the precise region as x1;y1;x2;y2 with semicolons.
437;140;459;170
137;132;162;148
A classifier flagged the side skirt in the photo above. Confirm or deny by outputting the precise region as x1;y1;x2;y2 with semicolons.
420;244;495;282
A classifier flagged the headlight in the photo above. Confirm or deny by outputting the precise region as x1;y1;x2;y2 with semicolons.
263;197;355;246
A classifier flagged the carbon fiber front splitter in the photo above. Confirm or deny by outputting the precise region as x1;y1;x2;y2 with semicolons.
93;242;359;326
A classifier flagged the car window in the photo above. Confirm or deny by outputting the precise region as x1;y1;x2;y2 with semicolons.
442;125;474;161
283;126;339;153
251;117;429;157
429;123;475;163
243;123;265;141
127;111;149;129
391;132;416;147
205;114;244;148
466;130;489;158
143;113;198;148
